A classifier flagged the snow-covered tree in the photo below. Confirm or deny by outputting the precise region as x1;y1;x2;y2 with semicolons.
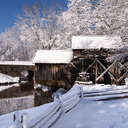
58;0;128;47
1;0;127;60
0;2;65;60
15;3;62;51
0;27;30;60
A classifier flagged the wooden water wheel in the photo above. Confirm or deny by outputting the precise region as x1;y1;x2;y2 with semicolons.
64;49;128;87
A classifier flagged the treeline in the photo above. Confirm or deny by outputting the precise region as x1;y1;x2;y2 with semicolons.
0;0;128;60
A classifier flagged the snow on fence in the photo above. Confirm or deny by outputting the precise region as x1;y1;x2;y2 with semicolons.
9;85;81;128
7;84;128;128
81;84;128;101
6;84;128;128
26;99;62;128
60;86;81;112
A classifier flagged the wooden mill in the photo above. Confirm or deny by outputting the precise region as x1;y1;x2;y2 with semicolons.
33;36;128;90
33;50;73;90
71;36;127;85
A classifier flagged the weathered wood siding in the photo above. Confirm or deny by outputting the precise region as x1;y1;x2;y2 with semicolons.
73;49;83;57
73;49;118;58
72;48;127;85
35;63;73;89
35;64;66;81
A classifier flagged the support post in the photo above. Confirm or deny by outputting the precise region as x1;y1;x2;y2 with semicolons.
86;60;95;72
95;59;98;84
96;59;116;82
96;60;116;82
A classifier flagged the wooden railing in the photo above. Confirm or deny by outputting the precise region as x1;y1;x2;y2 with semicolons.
9;85;81;128
9;84;128;128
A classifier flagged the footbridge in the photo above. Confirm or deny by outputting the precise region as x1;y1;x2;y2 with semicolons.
0;61;35;77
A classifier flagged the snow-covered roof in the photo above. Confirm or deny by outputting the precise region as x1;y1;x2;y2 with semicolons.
0;61;34;66
72;36;121;49
33;50;73;64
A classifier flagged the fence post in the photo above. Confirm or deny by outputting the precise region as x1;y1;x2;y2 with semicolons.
9;111;22;128
21;113;28;128
80;86;84;99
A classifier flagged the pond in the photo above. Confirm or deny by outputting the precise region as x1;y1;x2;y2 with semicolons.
0;82;34;115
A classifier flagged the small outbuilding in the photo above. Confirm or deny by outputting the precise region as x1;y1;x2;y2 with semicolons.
33;50;73;89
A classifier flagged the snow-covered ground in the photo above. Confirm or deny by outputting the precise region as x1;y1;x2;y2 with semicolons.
0;73;19;92
0;84;19;92
80;84;128;93
51;85;128;128
0;102;53;128
52;99;128;128
0;73;19;84
2;98;128;128
1;84;128;128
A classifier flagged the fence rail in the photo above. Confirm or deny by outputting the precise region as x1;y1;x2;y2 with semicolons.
9;84;128;128
10;85;81;128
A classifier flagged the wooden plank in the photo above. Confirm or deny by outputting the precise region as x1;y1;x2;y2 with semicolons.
96;60;116;82
115;62;128;83
51;65;53;80
75;81;93;85
86;60;95;72
83;93;128;101
49;65;52;80
118;62;128;72
43;64;46;80
84;89;128;97
117;71;128;82
96;59;116;82
82;59;84;72
70;62;79;71
52;65;55;80
95;59;98;83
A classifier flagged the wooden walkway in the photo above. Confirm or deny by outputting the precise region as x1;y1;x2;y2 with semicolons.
0;61;35;77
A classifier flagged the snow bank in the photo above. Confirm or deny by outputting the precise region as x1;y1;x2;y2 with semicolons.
0;73;19;92
52;85;128;128
72;36;121;49
60;86;81;112
33;50;73;64
0;86;81;128
0;73;19;84
0;84;19;92
81;84;128;93
3;84;128;128
52;98;128;128
0;102;52;128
